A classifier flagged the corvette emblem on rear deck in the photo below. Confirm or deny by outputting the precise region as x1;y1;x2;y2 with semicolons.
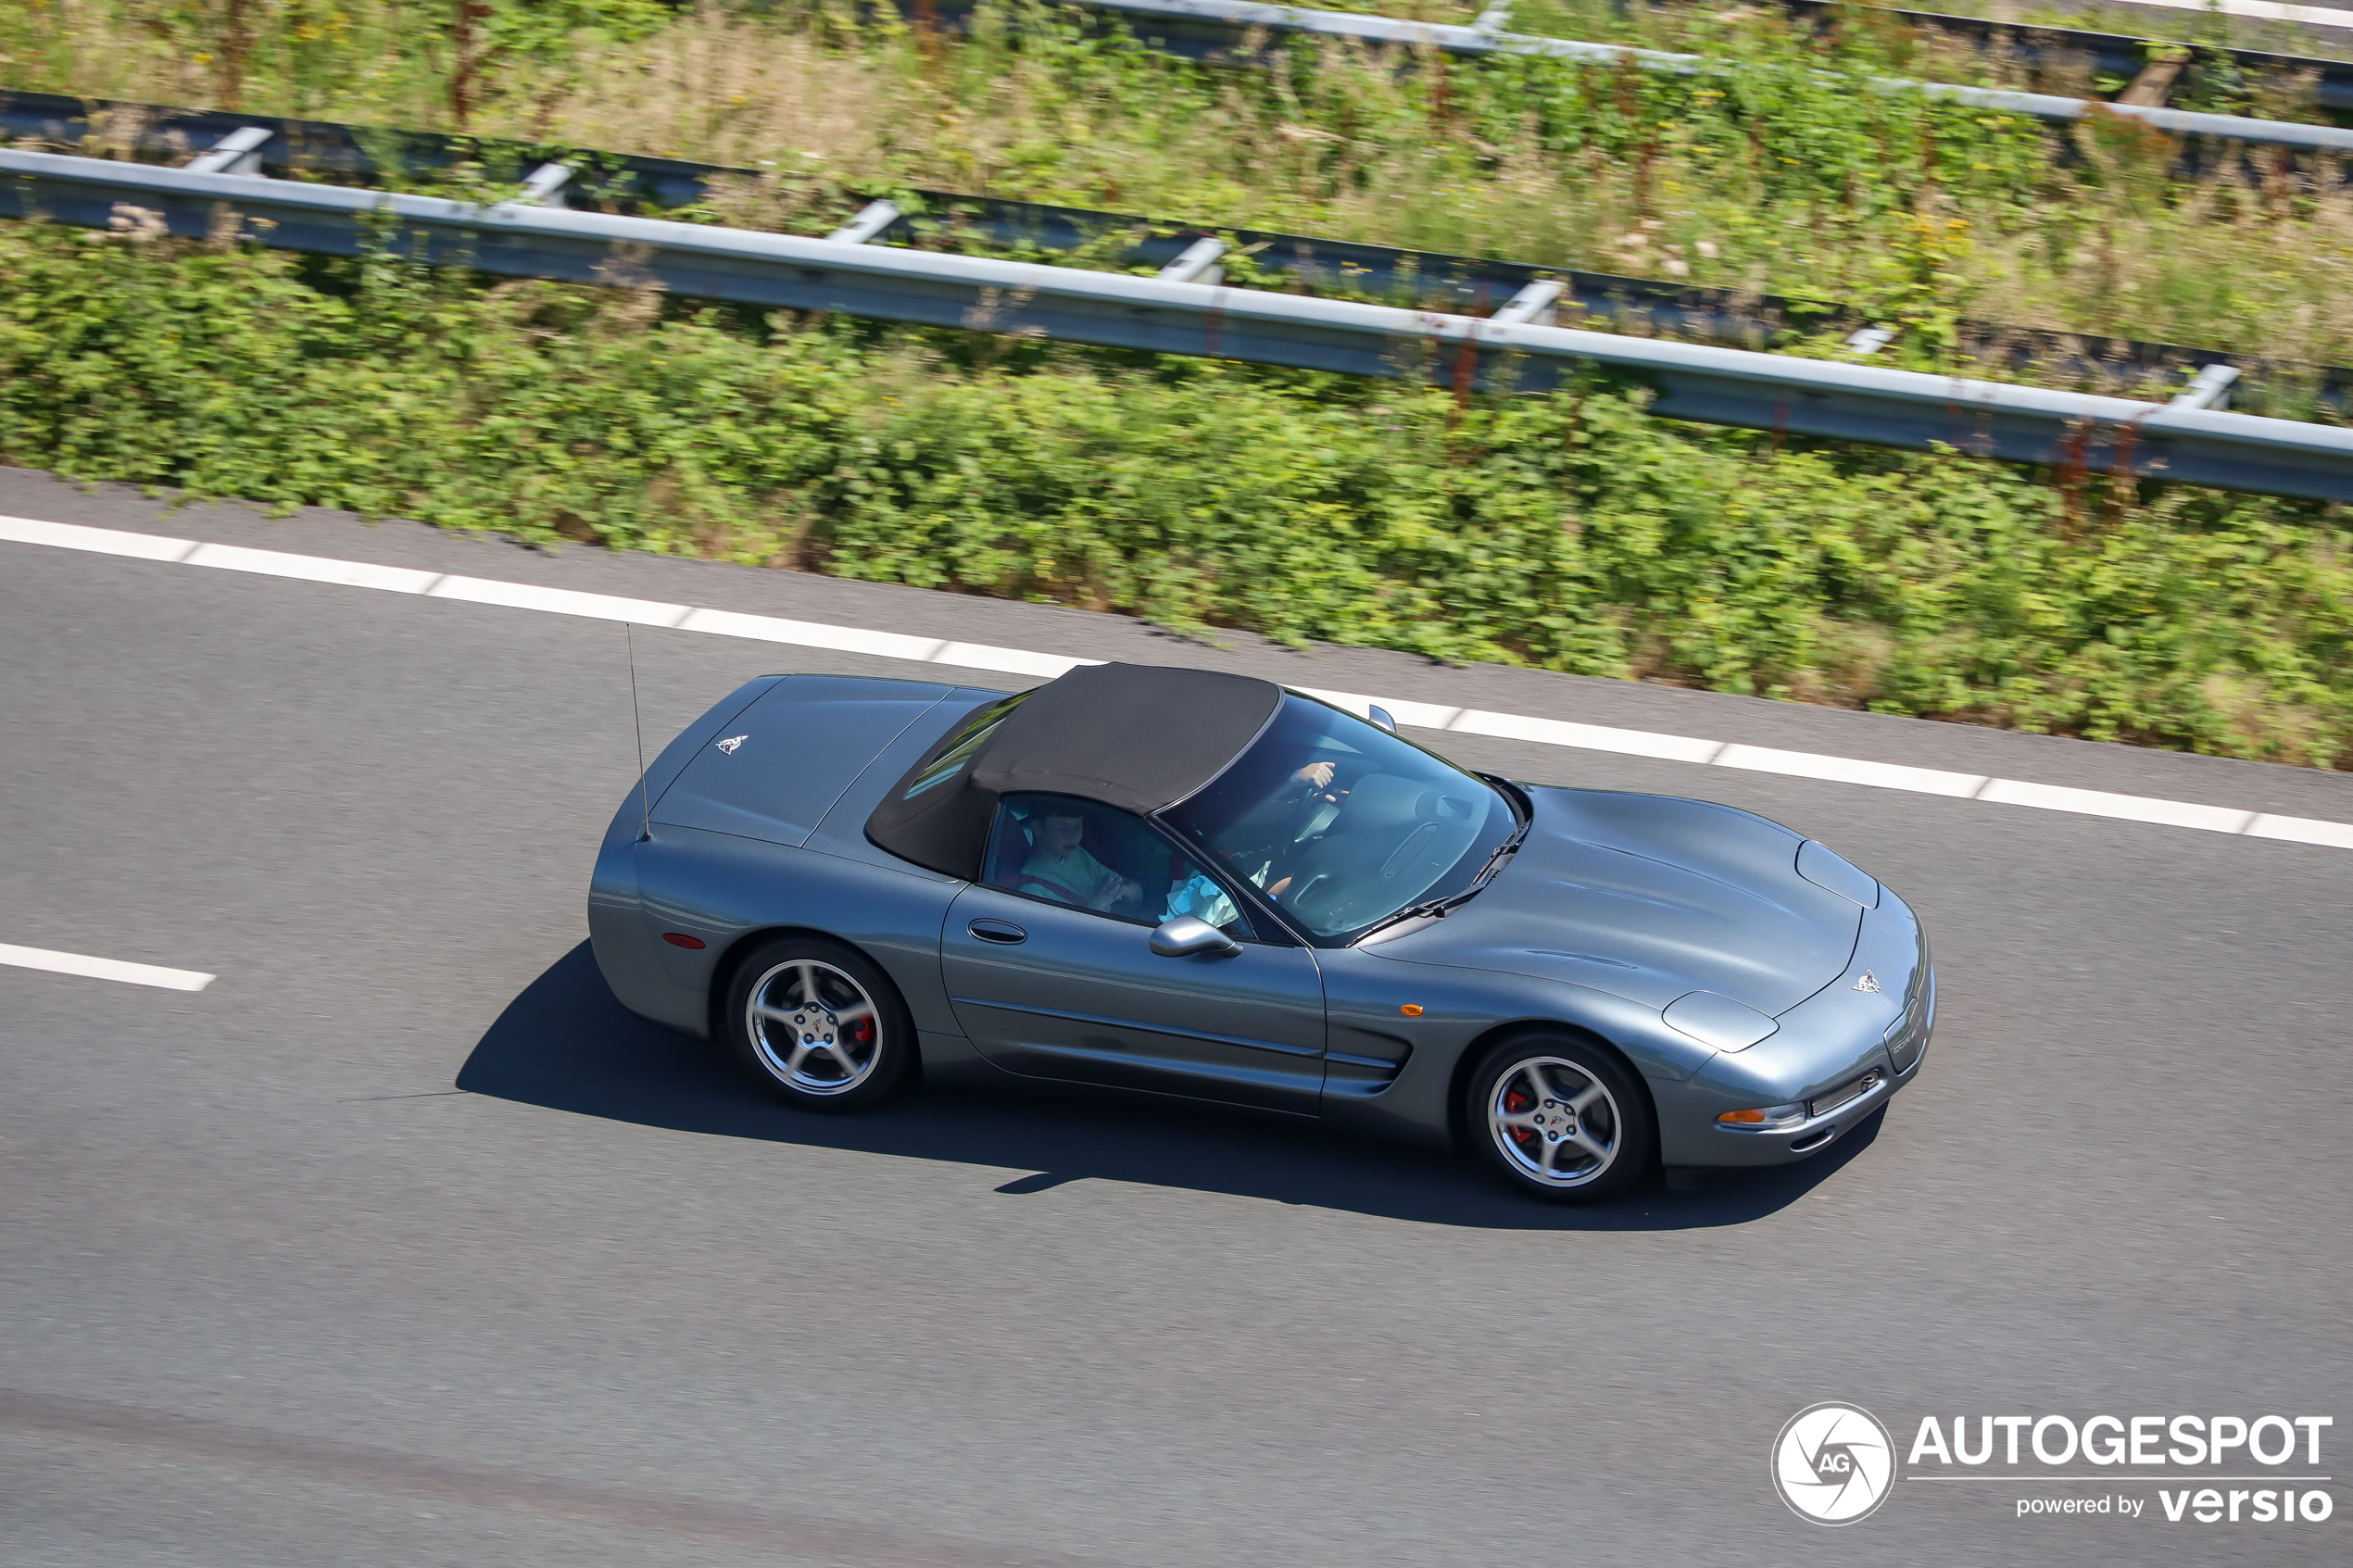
714;734;748;755
1851;971;1881;994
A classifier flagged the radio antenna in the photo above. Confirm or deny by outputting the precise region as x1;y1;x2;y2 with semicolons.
626;622;652;842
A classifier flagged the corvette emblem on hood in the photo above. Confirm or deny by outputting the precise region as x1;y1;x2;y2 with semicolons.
714;734;748;755
1852;970;1881;994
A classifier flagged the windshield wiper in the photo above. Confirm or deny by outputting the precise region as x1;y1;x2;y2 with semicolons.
1357;809;1531;939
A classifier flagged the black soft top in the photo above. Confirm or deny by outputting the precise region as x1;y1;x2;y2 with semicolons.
865;662;1282;878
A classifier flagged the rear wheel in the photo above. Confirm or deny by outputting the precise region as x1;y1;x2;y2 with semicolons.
724;937;914;1112
1464;1035;1654;1203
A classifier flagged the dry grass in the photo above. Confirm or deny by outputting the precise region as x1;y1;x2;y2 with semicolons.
8;1;2353;382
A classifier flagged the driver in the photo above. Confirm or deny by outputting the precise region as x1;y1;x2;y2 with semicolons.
1259;760;1344;902
1019;807;1141;912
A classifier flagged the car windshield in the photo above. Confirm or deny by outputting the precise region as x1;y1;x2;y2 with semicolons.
1161;694;1518;944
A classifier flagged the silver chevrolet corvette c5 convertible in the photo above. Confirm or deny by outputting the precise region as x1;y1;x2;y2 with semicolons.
589;663;1932;1202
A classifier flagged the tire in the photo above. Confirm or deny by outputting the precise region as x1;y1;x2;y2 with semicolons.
1463;1034;1655;1203
723;937;916;1113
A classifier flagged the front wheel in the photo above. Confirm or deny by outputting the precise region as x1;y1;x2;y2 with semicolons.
724;937;914;1113
1464;1035;1655;1203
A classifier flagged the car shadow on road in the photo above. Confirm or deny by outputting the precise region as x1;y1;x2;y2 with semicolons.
457;943;1883;1232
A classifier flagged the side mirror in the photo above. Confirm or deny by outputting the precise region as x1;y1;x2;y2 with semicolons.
1151;915;1242;959
1367;705;1397;734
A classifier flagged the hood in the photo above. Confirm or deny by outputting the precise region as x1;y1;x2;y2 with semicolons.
1367;787;1866;1016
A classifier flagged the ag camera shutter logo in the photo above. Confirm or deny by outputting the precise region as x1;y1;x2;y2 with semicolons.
1774;1403;1896;1524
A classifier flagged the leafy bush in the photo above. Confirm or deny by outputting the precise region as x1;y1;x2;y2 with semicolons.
4;220;2346;765
9;1;2353;380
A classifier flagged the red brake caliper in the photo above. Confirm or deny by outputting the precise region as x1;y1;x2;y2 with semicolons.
1504;1083;1535;1146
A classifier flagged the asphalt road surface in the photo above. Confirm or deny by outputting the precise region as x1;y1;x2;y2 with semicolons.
3;466;2348;1567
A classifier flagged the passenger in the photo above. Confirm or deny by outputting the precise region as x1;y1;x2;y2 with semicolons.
1019;808;1141;912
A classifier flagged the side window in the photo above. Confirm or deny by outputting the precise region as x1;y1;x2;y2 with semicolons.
985;794;1255;939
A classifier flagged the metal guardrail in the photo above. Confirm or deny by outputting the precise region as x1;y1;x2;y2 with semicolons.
5;147;2350;501
6;86;2343;410
1013;0;2353;156
1792;3;2353;119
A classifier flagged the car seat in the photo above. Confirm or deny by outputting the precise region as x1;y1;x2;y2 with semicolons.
988;806;1037;888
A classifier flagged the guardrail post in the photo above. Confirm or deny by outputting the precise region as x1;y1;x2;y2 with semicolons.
1490;280;1561;327
1844;326;1896;357
184;125;271;177
511;161;575;208
2171;364;2241;411
1473;2;1513;31
6;145;2349;502
828;200;902;245
1158;236;1227;285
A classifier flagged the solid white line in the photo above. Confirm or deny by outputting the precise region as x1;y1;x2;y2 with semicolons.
675;606;946;662
1294;686;1466;732
0;513;197;561
2246;812;2353;849
1450;709;1725;764
426;575;692;628
7;517;2353;851
0;943;214;992
1714;743;1986;798
186;541;442;595
931;642;1102;679
1976;778;2257;834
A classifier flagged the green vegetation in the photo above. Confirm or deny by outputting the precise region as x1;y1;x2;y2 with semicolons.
3;3;2350;765
4;221;2347;765
9;1;2353;386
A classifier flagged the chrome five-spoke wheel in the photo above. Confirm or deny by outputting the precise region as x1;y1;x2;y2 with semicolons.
1489;1056;1620;1187
1465;1036;1654;1202
748;958;882;1095
724;937;912;1112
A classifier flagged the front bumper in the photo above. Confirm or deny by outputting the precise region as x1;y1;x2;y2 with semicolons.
1655;892;1934;1169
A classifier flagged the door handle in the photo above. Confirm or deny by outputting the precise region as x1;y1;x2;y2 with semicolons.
968;918;1027;945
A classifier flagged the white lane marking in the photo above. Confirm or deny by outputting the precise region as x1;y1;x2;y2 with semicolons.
932;642;1101;679
677;607;946;662
0;942;214;991
1451;709;1726;764
2245;812;2353;849
1;513;197;561
1976;778;2257;834
1294;686;1466;732
426;575;691;627
186;541;442;595
6;517;2352;850
1714;744;1986;798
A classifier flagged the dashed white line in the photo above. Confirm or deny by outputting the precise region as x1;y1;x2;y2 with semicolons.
0;943;215;992
6;510;2351;852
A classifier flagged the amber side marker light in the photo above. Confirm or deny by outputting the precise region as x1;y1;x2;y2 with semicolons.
1718;1103;1806;1129
661;933;707;949
1399;1004;1424;1017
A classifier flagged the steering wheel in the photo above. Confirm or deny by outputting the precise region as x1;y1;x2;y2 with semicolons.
1290;789;1343;844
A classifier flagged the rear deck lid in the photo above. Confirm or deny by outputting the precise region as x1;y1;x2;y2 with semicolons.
651;675;955;847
